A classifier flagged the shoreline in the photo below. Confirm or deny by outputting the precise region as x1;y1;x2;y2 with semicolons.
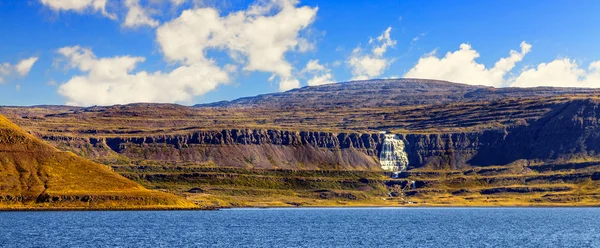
0;206;216;212
2;203;600;212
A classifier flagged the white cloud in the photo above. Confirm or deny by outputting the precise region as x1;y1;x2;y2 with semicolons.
40;0;181;28
56;46;229;106
347;27;396;80
511;59;600;88
304;59;325;72
0;63;10;83
40;0;117;19
0;57;39;84
171;0;187;6
408;33;426;52
156;0;317;91
15;57;39;76
123;0;160;28
302;59;334;86
405;42;531;87
47;79;58;86
372;27;396;57
403;41;600;88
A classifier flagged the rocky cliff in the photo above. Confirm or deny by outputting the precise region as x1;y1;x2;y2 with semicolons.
37;99;600;171
39;128;522;170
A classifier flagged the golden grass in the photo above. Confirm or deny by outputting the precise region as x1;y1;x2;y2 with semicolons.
0;114;198;210
121;162;600;208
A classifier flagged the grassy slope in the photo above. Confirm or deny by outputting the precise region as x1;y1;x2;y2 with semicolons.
0;115;197;210
113;162;600;208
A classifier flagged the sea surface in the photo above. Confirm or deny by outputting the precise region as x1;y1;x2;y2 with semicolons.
1;207;599;248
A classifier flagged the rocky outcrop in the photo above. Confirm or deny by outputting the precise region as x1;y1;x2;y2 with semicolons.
44;131;385;170
38;99;600;170
471;99;600;165
42;129;504;170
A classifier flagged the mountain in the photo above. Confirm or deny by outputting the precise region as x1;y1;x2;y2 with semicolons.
196;79;600;108
4;79;600;207
0;114;196;209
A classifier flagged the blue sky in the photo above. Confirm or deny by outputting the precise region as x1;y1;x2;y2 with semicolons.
0;0;599;106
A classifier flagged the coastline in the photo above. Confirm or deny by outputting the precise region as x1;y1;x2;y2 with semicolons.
0;206;215;211
3;203;600;212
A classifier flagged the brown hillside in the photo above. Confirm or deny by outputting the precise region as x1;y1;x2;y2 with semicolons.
0;115;196;209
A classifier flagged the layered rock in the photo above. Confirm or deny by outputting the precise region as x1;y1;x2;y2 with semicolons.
24;99;600;171
41;127;506;170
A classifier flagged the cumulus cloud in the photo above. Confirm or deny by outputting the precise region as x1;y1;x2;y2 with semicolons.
15;57;39;76
40;0;178;28
347;27;396;80
56;46;229;106
39;0;117;19
511;59;600;88
123;0;159;28
156;0;317;91
302;60;334;86
405;42;531;87
0;57;39;84
403;41;600;88
54;0;318;105
372;27;396;57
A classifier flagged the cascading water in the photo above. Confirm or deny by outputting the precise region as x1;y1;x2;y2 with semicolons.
379;134;409;172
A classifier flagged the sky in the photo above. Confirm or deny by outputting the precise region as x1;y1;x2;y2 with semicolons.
0;0;599;106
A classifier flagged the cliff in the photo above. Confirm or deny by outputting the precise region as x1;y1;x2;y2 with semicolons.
34;99;600;172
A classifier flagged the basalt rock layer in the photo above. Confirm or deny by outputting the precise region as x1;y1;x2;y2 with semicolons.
2;79;600;172
33;98;600;171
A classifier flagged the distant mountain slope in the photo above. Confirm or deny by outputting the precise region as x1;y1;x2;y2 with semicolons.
197;79;600;108
0;114;195;209
4;80;600;207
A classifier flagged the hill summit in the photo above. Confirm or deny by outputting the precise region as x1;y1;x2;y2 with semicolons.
197;79;600;108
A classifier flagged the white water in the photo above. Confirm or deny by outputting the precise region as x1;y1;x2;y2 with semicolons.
379;134;409;172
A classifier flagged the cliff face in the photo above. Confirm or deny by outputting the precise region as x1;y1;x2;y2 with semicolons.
472;99;600;165
40;100;600;170
43;129;506;170
45;131;384;170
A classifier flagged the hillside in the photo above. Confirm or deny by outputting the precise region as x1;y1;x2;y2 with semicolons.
197;79;600;108
3;79;600;207
0;115;196;210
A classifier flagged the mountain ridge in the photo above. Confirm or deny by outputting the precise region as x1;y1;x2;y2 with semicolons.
195;78;600;108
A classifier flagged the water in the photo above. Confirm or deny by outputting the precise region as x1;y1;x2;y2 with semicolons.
1;208;599;248
379;134;409;172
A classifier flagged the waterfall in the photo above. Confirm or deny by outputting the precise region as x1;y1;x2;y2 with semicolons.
379;134;409;172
